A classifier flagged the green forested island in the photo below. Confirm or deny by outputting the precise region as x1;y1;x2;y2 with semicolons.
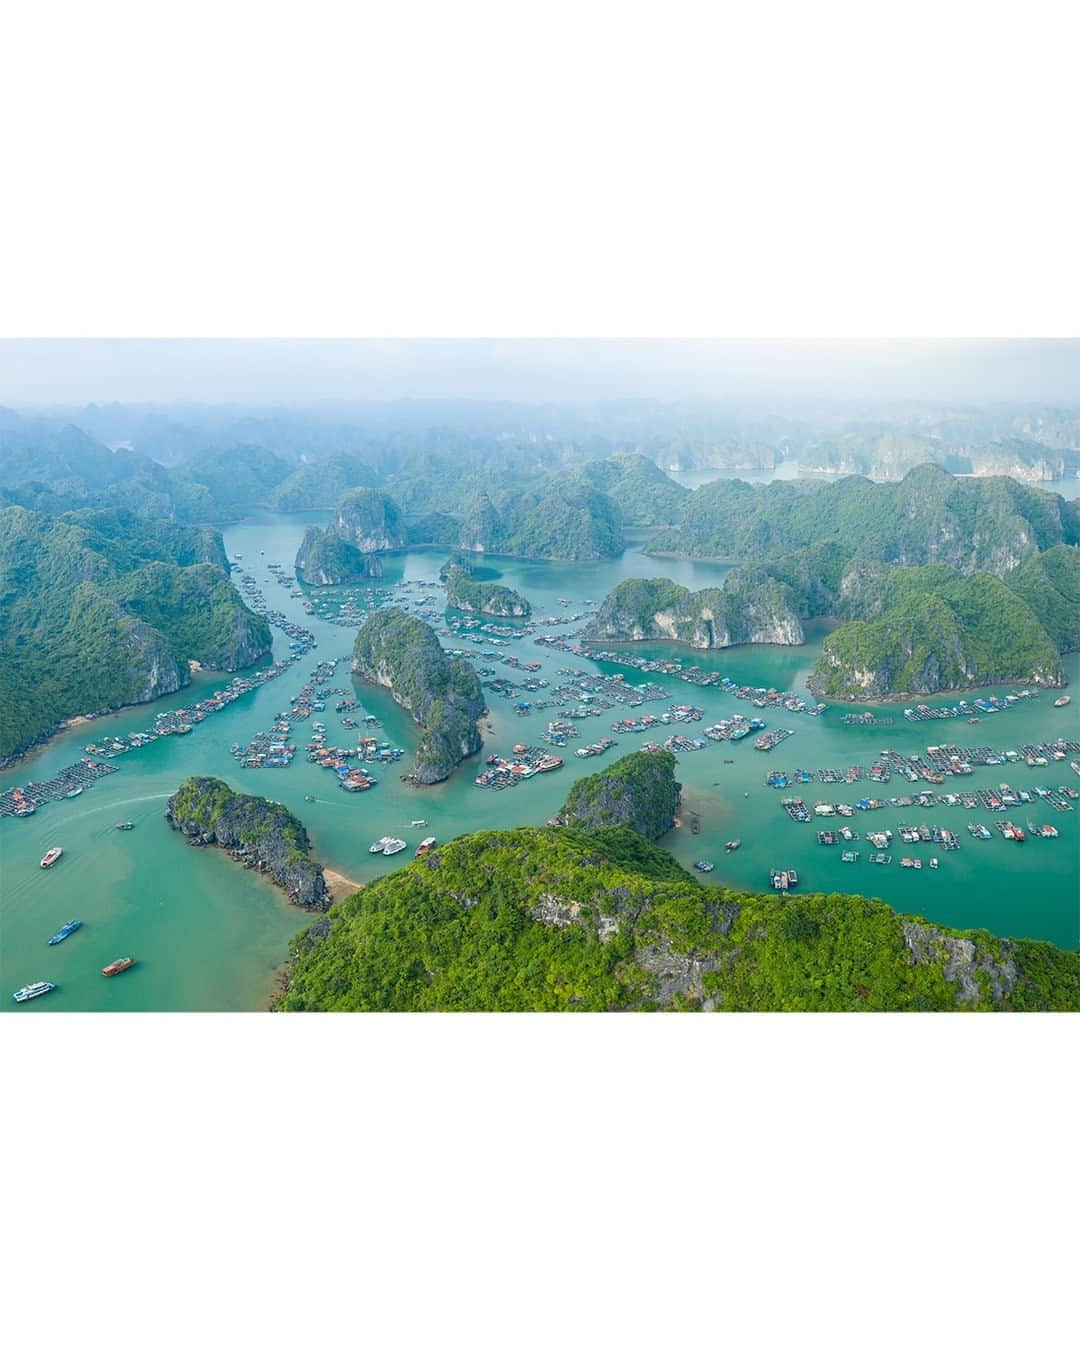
295;488;405;583
0;506;271;761
588;535;1079;697
166;777;329;909
278;824;1080;1011
556;749;681;840
443;564;531;617
352;609;485;783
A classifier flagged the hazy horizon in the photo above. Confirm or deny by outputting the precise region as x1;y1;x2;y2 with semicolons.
1;339;1078;407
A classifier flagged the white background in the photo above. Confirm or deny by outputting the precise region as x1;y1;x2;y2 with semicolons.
1;2;1077;1346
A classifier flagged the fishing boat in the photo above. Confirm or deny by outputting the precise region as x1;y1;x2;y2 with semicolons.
1054;695;1071;707
415;836;436;857
12;981;56;1003
102;957;136;977
725;839;741;851
40;847;63;869
115;821;135;830
65;787;83;798
47;918;82;946
382;838;407;856
693;860;714;873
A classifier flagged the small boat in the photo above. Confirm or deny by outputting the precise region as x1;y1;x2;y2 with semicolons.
929;857;939;869
1054;695;1071;708
415;836;436;857
65;787;83;799
48;919;83;946
40;847;63;869
725;839;741;851
693;860;714;873
304;795;316;803
382;838;407;856
12;981;56;1003
411;819;428;828
370;836;393;854
115;821;135;831
102;957;136;977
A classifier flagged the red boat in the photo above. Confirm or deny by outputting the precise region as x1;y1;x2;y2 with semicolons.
102;956;137;977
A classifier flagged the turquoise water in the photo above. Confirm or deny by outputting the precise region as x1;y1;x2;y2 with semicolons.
2;512;1077;1011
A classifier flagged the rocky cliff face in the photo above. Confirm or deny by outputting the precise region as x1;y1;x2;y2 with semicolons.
295;525;382;585
334;488;407;553
586;576;803;650
126;619;188;702
352;609;485;784
166;777;329;910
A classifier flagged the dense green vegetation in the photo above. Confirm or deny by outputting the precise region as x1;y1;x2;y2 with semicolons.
798;430;1079;483
1005;545;1080;653
166;777;328;909
813;568;1065;697
279;826;1080;1011
270;452;376;510
444;564;531;617
573;453;689;525
556;750;681;840
295;526;379;585
0;506;271;759
650;464;1078;574
352;609;485;783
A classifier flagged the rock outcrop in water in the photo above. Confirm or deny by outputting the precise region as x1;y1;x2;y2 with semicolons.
585;575;803;649
165;777;329;910
555;749;681;841
294;488;404;584
352;609;485;784
443;564;531;618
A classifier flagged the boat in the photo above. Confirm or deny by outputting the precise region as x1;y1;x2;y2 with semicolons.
369;836;393;854
693;860;714;873
115;821;134;830
410;819;428;828
102;957;136;977
12;981;56;1003
415;836;436;857
40;847;63;869
65;787;83;798
304;794;315;803
1054;695;1071;707
47;918;83;945
382;838;407;856
725;839;741;851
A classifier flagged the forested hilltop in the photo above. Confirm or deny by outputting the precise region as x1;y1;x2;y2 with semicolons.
0;506;271;761
648;464;1079;573
278;824;1080;1011
352;609;485;784
443;565;531;618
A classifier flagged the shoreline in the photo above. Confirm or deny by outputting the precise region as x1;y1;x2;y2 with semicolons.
324;867;362;901
810;677;1062;707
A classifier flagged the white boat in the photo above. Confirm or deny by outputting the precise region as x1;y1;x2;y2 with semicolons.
40;846;63;869
369;836;393;854
382;837;407;856
12;981;56;1003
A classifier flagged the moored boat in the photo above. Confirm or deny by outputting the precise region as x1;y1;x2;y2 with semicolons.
693;860;714;873
12;980;56;1003
415;836;436;857
382;837;407;856
1053;695;1071;707
102;957;136;977
40;846;63;869
47;918;82;946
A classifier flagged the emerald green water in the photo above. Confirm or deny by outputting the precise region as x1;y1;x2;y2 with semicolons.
2;512;1077;1011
